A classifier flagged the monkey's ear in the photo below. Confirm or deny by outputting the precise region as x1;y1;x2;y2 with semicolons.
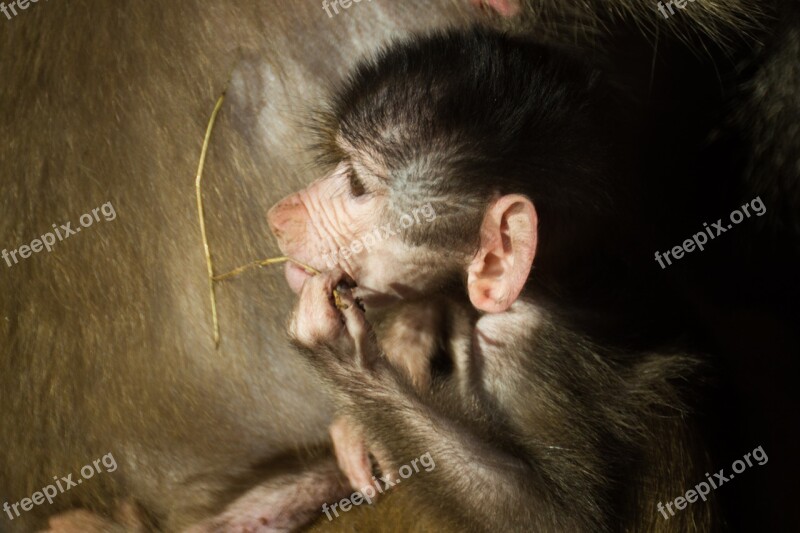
467;195;537;313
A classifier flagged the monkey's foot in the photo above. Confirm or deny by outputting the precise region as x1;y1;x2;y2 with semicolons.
43;501;144;532
186;458;350;533
330;415;380;494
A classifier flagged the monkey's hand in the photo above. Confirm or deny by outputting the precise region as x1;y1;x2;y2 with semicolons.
289;269;382;382
290;270;397;493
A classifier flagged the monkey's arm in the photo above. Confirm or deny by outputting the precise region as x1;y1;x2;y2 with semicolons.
289;273;595;532
327;299;447;493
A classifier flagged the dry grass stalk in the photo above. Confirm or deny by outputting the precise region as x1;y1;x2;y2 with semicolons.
195;92;341;348
213;257;319;282
195;92;226;347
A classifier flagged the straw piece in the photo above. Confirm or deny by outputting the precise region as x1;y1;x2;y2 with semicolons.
214;256;349;309
195;88;349;348
196;92;226;347
213;256;319;282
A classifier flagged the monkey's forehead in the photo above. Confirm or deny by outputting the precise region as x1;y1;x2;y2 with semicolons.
335;134;388;179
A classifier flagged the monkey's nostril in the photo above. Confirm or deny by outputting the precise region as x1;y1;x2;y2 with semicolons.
267;204;289;238
267;195;307;236
266;204;280;227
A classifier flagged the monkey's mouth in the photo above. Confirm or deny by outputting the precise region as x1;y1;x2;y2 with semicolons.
285;262;312;293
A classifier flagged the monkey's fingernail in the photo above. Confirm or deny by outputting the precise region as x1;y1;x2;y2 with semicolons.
355;297;366;312
333;289;350;310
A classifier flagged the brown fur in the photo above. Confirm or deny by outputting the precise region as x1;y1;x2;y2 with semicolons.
0;1;473;530
2;0;793;530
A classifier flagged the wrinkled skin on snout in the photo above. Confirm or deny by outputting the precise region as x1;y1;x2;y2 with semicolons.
267;162;448;307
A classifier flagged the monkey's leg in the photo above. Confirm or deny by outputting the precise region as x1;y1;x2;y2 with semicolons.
42;501;145;533
184;454;351;533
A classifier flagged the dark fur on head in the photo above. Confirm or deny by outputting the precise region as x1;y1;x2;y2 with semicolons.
313;28;641;294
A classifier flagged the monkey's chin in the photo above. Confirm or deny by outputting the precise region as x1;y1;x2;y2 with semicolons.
285;262;312;293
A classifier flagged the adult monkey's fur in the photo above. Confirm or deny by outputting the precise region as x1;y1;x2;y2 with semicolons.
0;0;796;532
0;2;474;531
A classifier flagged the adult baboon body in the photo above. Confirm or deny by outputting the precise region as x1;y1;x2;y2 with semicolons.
0;2;472;530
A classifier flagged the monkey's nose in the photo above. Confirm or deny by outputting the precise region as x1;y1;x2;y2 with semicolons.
266;204;283;236
266;205;289;240
267;197;307;243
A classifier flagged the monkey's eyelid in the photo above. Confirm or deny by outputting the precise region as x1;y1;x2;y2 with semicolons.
345;152;388;185
346;164;368;197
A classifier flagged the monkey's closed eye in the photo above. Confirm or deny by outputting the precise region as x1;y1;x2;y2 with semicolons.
346;165;367;197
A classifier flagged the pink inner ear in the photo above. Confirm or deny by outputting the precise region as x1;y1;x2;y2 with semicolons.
471;0;521;17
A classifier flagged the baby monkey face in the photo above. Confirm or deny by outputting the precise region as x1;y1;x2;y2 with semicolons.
267;161;444;307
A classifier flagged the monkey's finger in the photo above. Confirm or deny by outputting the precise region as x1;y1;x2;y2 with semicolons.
328;269;356;306
290;272;346;345
337;290;380;368
308;268;345;297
